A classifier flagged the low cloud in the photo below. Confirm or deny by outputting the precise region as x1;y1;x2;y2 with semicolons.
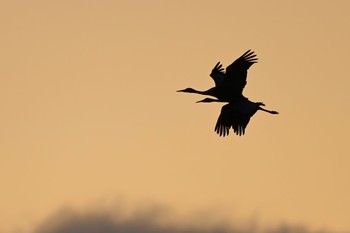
30;206;335;233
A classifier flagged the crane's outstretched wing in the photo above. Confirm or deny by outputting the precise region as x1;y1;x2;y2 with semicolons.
224;50;258;95
210;62;225;87
215;104;251;137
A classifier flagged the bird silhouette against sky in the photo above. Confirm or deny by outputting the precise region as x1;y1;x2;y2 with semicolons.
178;50;278;137
177;50;257;103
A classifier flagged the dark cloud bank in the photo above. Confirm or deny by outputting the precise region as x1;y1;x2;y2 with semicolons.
31;206;341;233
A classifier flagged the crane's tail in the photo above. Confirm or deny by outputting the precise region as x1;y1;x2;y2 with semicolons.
259;107;279;114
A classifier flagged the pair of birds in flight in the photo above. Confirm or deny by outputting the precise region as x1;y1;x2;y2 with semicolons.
178;50;278;137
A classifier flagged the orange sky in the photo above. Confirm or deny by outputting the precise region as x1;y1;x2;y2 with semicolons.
1;1;350;233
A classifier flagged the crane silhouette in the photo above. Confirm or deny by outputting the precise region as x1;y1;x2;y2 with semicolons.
215;100;278;137
191;97;278;136
178;50;278;137
177;50;257;102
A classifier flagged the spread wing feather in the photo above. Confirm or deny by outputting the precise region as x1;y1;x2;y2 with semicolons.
223;50;258;95
215;103;252;137
210;62;225;87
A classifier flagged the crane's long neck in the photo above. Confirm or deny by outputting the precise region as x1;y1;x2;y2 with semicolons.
177;87;216;97
191;89;209;95
196;98;224;103
191;88;215;96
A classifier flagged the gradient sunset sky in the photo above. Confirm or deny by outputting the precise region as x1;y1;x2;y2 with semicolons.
1;1;350;233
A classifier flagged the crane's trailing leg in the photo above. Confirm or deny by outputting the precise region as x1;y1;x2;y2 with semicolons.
259;107;279;114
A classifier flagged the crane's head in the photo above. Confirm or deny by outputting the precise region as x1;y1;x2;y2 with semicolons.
196;98;220;103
